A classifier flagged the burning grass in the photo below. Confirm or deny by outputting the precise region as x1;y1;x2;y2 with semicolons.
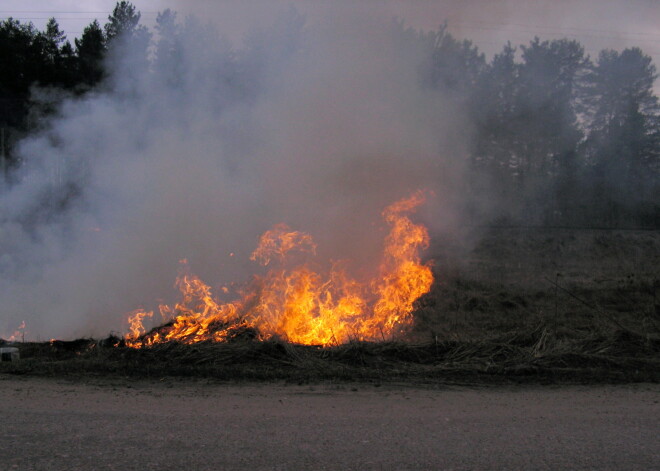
124;192;434;347
3;320;658;384
2;227;658;385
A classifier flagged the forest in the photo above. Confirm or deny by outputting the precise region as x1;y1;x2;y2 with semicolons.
1;1;658;228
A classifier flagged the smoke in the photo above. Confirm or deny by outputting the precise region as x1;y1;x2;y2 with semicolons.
0;5;469;340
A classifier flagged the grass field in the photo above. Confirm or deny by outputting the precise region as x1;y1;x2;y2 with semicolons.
2;228;659;384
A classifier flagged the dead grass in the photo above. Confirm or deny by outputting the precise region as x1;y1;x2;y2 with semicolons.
2;320;658;384
2;228;658;385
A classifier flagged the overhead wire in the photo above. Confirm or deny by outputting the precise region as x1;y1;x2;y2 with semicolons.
1;9;659;54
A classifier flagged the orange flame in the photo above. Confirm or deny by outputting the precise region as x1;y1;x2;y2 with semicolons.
125;309;153;345
250;223;317;266
125;192;433;347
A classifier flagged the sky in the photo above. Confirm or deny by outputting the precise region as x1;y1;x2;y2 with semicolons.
1;0;659;65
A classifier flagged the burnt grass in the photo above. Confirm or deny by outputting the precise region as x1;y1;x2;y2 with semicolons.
2;228;659;385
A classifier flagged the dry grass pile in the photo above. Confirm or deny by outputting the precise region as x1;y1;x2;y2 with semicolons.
2;321;658;384
2;228;657;385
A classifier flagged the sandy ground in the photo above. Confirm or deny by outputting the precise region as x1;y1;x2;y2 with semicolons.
0;376;658;471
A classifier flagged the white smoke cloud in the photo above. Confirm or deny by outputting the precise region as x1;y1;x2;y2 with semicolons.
0;5;471;340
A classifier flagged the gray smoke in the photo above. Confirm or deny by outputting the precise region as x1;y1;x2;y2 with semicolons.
0;6;468;340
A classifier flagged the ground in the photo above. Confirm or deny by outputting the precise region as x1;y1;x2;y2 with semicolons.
1;228;659;382
419;227;659;342
1;376;658;470
0;228;658;470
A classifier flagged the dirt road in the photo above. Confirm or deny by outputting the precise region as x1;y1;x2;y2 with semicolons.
0;376;658;470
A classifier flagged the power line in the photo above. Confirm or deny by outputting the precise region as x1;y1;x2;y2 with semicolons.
5;17;144;21
447;22;660;44
2;10;659;53
0;11;160;14
450;19;660;38
2;11;658;36
451;36;660;56
1;11;658;36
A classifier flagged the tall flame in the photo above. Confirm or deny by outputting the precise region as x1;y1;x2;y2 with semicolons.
125;192;433;347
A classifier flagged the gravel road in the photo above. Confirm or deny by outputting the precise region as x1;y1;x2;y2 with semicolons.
0;376;658;470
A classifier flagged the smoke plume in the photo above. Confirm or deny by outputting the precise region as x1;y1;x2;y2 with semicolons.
0;5;468;340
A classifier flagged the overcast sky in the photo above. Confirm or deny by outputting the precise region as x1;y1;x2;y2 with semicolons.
2;0;659;73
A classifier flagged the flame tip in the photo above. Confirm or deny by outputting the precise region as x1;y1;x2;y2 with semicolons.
124;192;433;347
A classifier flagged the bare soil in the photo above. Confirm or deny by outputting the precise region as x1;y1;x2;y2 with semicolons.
0;376;658;470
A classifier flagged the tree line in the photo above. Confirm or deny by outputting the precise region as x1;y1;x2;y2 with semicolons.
405;23;658;227
0;2;148;158
1;2;658;228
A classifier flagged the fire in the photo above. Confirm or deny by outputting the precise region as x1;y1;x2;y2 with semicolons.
125;192;433;347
